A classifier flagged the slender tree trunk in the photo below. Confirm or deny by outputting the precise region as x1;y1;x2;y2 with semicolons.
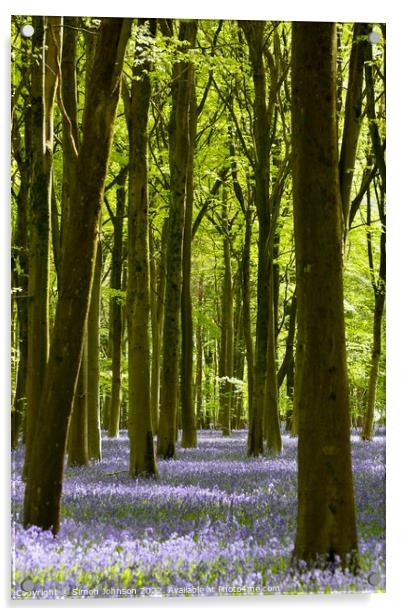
24;17;61;479
233;273;245;429
277;293;297;388
242;209;254;429
67;341;88;466
220;210;233;436
181;58;197;448
60;16;79;265
150;219;168;434
241;22;270;456
362;183;386;440
127;19;158;477
362;292;385;440
23;19;132;533
11;89;31;449
195;276;204;428
285;356;295;432
339;23;368;233
158;21;197;459
264;267;282;452
292;21;358;566
87;238;102;460
108;177;125;437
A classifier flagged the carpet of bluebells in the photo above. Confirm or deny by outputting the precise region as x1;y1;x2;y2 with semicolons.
11;429;385;599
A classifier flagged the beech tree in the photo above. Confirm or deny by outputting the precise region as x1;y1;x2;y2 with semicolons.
157;20;197;459
125;18;158;476
292;21;358;566
23;18;132;532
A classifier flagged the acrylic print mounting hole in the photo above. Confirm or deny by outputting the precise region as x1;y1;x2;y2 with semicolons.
20;24;34;38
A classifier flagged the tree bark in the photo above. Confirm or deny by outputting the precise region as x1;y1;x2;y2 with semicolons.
158;21;197;459
23;18;132;533
126;18;158;477
242;208;254;429
24;17;61;478
67;341;88;466
292;21;358;566
108;177;125;437
362;182;386;440
87;237;102;460
264;266;282;452
180;50;197;448
220;215;234;436
241;22;270;456
11;59;31;449
150;219;168;434
339;23;368;233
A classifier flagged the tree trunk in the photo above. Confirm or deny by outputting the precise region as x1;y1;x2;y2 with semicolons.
264;267;282;452
150;219;168;434
60;16;79;265
67;341;88;466
362;292;385;440
87;238;102;460
362;181;386;440
220;209;233;436
158;21;197;459
24;17;61;479
108;177;125;437
127;18;158;477
339;23;368;232
11;78;31;449
242;208;254;429
241;22;270;456
23;19;132;533
195;276;204;428
181;55;197;449
292;21;358;566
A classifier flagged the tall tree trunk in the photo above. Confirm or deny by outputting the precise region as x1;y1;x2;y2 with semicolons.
23;19;132;533
24;17;61;479
241;22;270;456
220;207;233;436
362;183;386;440
181;57;197;448
158;21;197;459
233;272;245;429
195;275;204;428
11;74;31;449
126;18;158;477
242;208;254;429
87;238;102;460
108;177;125;437
292;21;358;566
150;219;168;434
60;16;79;264
339;23;368;233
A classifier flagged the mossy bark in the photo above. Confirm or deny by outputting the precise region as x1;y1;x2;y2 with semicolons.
24;17;60;478
126;19;158;477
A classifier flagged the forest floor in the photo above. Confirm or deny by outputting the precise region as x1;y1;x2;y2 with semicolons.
11;430;385;599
